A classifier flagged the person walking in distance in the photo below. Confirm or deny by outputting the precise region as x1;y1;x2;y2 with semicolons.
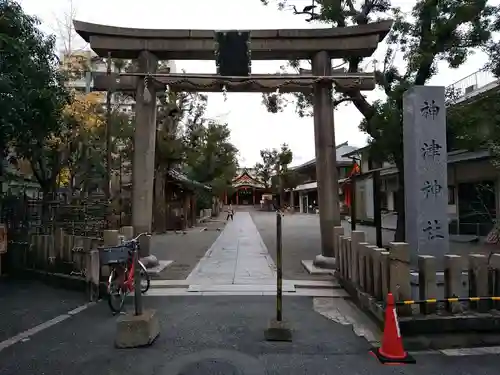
226;204;234;221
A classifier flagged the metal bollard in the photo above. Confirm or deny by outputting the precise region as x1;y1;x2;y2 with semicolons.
134;247;143;316
276;210;283;322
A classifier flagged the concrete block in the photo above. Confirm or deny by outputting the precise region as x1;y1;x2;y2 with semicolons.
301;260;335;275
264;319;292;342
115;309;160;348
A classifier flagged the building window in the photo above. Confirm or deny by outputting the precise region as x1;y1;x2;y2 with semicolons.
448;186;455;205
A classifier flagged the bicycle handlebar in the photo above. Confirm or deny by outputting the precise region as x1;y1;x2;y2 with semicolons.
126;232;151;244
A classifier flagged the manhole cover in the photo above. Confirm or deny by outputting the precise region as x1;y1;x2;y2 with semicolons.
178;359;241;375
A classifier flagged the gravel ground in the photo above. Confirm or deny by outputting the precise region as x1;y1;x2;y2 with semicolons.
150;216;226;279
251;211;332;281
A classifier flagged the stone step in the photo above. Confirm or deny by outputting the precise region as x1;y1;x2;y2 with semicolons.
144;288;349;297
290;280;341;289
149;279;341;290
150;280;189;288
187;283;296;293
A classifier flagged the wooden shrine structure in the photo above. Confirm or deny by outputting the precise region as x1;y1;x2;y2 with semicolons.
225;169;268;205
74;19;393;268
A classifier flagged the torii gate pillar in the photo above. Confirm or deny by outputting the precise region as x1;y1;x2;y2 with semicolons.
132;50;158;260
312;51;340;269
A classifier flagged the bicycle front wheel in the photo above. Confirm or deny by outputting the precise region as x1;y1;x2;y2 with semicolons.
139;261;150;293
107;268;126;314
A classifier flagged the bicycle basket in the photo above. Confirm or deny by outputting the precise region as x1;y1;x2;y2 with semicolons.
99;245;131;265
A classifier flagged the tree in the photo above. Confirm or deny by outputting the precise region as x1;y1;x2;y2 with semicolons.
254;149;278;189
255;143;299;206
184;120;239;198
261;0;500;241
1;0;70;197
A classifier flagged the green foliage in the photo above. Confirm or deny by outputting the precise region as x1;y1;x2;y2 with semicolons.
184;120;239;196
261;0;500;240
255;143;300;194
1;0;70;191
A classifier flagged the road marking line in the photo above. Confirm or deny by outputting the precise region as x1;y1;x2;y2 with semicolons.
0;301;96;352
440;346;500;356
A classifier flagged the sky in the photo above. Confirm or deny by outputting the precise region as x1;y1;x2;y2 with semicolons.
18;0;495;167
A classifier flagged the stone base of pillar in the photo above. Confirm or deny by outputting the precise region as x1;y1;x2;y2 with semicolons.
140;254;159;268
313;254;336;269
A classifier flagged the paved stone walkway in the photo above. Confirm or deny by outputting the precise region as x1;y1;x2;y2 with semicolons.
186;212;276;285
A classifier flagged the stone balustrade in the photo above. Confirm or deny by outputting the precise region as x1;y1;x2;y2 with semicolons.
333;227;500;320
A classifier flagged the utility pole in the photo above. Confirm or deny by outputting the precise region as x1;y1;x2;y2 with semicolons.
105;52;112;228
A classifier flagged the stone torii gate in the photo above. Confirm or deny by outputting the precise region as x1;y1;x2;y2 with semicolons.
74;20;392;268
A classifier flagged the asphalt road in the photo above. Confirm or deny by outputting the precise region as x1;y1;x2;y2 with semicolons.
1;296;499;375
0;278;89;342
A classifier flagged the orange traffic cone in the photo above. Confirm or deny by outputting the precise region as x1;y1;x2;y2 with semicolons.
370;293;415;365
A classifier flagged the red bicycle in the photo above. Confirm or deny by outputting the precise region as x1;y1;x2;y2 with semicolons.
101;232;151;313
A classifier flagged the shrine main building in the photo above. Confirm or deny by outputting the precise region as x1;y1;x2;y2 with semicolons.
224;168;269;205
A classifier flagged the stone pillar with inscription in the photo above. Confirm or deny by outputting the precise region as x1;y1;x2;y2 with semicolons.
403;86;449;261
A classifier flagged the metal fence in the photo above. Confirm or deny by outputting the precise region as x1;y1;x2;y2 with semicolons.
0;192;109;242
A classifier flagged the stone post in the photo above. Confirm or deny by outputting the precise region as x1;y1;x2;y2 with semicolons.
403;86;449;260
312;51;340;269
372;248;385;300
120;226;134;240
380;251;390;300
468;254;489;312
357;242;369;291
350;231;366;286
338;236;346;278
346;238;352;280
102;230;119;277
132;50;158;258
444;254;463;314
418;255;437;314
54;228;65;260
333;226;344;271
490;254;500;310
389;242;412;315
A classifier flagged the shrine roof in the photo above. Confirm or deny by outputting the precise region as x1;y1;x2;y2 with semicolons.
167;169;211;191
232;169;265;188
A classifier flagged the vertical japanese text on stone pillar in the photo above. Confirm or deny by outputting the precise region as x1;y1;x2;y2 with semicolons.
403;87;449;259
